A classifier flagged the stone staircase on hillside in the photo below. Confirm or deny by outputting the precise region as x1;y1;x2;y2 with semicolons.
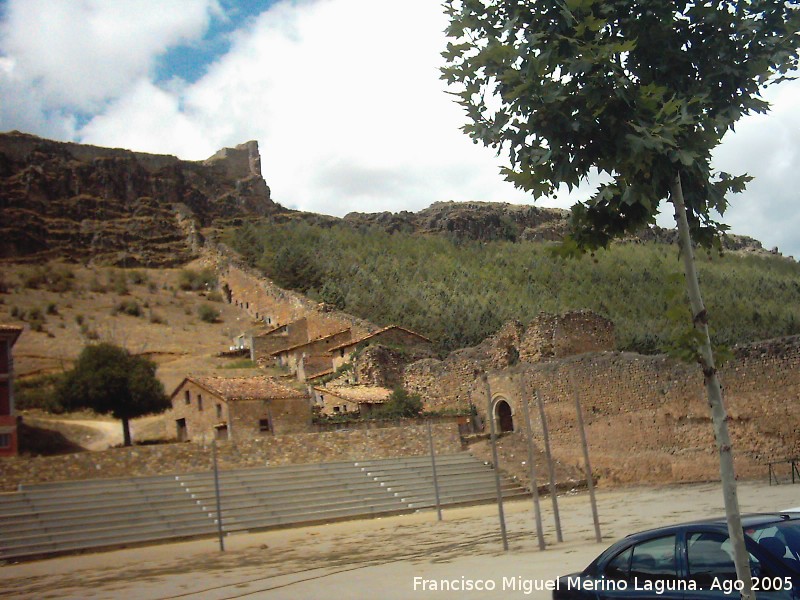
0;452;527;561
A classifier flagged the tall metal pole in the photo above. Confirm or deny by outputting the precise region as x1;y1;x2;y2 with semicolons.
535;389;563;542
484;374;509;552
519;380;545;551
212;439;225;552
426;419;443;521
571;379;602;543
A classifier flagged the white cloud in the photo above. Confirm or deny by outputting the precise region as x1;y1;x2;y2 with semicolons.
1;0;798;257
0;0;219;133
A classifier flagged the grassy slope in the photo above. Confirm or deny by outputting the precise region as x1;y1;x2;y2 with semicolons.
227;220;800;354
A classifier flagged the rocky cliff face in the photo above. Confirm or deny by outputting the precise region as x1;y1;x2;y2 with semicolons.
344;201;569;242
343;200;766;253
0;132;276;266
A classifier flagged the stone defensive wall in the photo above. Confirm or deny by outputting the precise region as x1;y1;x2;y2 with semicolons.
0;422;462;492
208;243;375;342
406;332;800;486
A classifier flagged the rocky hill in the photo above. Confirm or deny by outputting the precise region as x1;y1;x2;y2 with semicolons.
1;133;770;269
0;131;277;266
344;200;767;252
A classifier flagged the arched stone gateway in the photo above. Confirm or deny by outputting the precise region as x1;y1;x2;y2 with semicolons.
494;399;514;433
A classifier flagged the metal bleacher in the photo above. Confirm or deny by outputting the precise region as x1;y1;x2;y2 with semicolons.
0;452;528;561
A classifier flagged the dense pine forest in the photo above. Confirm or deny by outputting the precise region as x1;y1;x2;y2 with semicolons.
227;220;800;355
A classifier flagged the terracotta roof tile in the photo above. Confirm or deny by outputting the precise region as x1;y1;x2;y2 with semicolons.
327;325;431;352
314;385;392;404
186;376;307;401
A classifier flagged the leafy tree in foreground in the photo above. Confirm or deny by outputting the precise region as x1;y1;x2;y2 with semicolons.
57;343;170;446
443;1;800;596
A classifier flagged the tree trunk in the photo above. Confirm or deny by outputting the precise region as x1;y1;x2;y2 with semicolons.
670;173;753;600
121;416;132;447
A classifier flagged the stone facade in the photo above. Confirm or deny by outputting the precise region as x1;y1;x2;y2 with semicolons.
0;422;463;491
331;326;434;370
169;377;311;442
274;329;352;372
217;255;374;342
407;334;800;486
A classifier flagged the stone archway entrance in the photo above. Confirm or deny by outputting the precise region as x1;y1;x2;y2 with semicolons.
495;399;514;433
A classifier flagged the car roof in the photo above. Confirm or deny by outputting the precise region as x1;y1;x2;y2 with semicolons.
624;513;799;540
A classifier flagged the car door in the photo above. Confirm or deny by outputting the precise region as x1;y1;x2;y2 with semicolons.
681;530;794;600
595;534;685;600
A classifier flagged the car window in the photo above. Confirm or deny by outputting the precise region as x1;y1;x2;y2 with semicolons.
687;532;766;588
747;521;800;572
630;536;678;582
605;547;632;581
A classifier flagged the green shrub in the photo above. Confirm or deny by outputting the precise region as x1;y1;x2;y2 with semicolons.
19;265;74;292
369;388;423;419
112;299;142;317
148;310;166;324
109;271;129;295
75;314;84;326
127;270;149;285
15;373;66;413
206;291;223;303
46;302;58;315
198;304;220;323
179;268;218;291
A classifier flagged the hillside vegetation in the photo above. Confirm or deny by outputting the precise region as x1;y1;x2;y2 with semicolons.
227;221;800;354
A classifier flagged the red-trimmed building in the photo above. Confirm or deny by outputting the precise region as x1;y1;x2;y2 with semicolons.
0;324;24;456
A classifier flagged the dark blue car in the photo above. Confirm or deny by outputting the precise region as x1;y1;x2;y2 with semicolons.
554;512;800;599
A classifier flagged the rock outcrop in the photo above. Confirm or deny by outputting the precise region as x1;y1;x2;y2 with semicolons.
0;132;277;266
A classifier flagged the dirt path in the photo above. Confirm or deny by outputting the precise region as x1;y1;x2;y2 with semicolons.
24;415;165;450
2;481;798;599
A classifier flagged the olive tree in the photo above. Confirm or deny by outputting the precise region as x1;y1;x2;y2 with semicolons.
57;343;170;446
442;1;800;596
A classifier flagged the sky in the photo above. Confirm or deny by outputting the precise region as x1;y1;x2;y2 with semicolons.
1;0;798;258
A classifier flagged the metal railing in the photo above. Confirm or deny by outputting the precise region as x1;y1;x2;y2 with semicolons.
768;457;800;485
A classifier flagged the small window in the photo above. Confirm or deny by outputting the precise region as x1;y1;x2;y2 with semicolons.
0;433;10;448
198;394;203;411
216;404;222;419
342;405;348;412
259;419;270;432
184;390;191;405
340;349;345;357
333;406;340;413
605;547;632;581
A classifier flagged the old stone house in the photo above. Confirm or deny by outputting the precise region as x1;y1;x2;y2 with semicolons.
329;326;432;371
313;385;392;417
170;376;311;442
0;324;23;457
250;317;310;362
271;329;352;374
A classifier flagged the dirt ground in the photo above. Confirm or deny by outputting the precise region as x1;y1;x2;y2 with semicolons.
2;481;798;599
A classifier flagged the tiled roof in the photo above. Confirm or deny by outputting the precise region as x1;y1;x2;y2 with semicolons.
183;376;307;401
270;329;351;356
0;324;24;345
314;385;392;404
327;325;431;352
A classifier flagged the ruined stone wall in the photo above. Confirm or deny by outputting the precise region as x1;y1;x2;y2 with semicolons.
413;335;800;486
0;422;462;491
213;249;375;341
519;311;615;362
